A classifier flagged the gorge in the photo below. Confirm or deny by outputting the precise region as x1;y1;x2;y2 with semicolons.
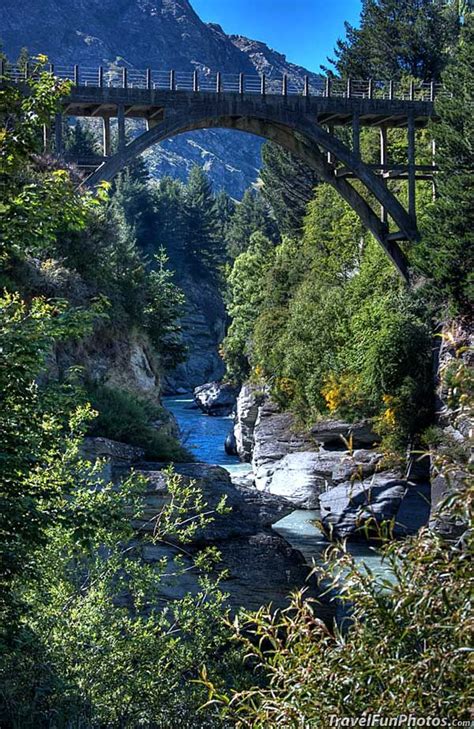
1;0;472;726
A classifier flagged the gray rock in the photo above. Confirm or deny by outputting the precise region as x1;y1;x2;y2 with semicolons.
319;473;431;541
224;429;238;456
135;463;294;542
130;462;328;614
193;381;239;416
310;419;379;449
234;383;266;461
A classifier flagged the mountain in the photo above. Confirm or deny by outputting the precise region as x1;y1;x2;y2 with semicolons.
0;0;318;197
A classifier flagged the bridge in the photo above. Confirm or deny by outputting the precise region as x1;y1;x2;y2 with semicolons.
3;62;446;282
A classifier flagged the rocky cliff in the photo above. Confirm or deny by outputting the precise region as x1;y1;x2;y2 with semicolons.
0;0;319;197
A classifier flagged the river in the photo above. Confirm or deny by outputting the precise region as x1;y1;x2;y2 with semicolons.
164;394;390;578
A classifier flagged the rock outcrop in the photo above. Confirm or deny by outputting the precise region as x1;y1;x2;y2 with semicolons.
133;463;326;613
163;271;227;393
251;400;384;508
319;475;431;541
429;319;473;538
234;383;265;461
193;381;238;416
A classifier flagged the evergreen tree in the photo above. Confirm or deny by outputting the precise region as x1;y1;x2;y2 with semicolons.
418;11;474;310
65;119;100;157
329;0;459;79
261;142;319;238
111;155;157;256
225;189;279;259
153;176;188;268
183;164;221;272
213;189;236;242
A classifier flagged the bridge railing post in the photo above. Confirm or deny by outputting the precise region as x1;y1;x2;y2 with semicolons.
239;73;244;95
389;80;394;101
282;74;287;96
216;71;222;93
409;80;415;101
261;73;266;96
122;67;128;89
430;80;435;102
146;68;152;90
325;76;331;98
368;78;373;100
73;64;79;86
24;61;30;80
49;62;54;76
169;69;175;91
193;69;198;92
346;77;352;99
0;58;4;80
98;66;103;88
303;75;309;97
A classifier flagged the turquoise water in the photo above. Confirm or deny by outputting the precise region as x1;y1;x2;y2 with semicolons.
164;394;390;578
163;395;251;476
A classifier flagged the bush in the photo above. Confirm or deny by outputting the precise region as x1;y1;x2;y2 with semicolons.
85;383;190;461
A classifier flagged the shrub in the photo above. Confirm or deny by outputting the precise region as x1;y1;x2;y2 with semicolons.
85;383;190;461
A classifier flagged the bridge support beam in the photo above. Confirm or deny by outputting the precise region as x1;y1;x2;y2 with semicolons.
102;116;111;157
407;113;416;220
54;113;63;155
380;126;388;224
117;104;125;152
352;113;360;159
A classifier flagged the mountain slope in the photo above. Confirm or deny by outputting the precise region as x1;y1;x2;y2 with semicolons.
0;0;318;195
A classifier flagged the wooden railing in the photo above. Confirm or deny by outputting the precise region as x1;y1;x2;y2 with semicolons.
0;60;448;102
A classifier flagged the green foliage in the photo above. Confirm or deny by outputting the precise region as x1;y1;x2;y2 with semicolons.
206;490;472;726
328;0;460;79
225;189;279;259
184;164;222;272
203;367;473;727
221;232;275;381
85;382;189;461
225;185;433;445
261;141;319;238
416;12;474;312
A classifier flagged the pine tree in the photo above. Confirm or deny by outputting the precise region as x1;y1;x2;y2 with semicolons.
65;120;100;158
261;142;319;238
183;164;221;272
111;155;156;257
213;189;236;242
153;176;188;269
418;11;474;310
329;0;459;79
225;189;279;259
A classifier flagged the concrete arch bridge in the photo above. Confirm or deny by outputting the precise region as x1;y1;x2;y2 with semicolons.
4;63;446;282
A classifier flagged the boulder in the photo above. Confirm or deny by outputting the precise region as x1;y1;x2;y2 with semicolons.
193;381;239;416
80;437;145;480
251;401;386;508
234;383;266;461
130;463;329;614
310;419;379;449
319;473;431;541
224;429;238;455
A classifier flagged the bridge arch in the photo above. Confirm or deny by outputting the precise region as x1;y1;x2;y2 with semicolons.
85;100;415;281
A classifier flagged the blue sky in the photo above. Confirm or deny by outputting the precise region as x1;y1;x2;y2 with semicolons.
191;0;362;73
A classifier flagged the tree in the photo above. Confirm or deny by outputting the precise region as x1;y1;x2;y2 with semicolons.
221;232;275;380
261;142;319;238
152;176;188;268
64;119;99;157
183;164;221;272
213;188;236;242
328;0;459;79
111;154;157;257
417;11;474;311
225;189;279;259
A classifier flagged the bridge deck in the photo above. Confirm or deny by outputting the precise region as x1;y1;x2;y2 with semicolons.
62;86;436;129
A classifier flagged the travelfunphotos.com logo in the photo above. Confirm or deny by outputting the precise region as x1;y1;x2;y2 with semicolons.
328;716;472;728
